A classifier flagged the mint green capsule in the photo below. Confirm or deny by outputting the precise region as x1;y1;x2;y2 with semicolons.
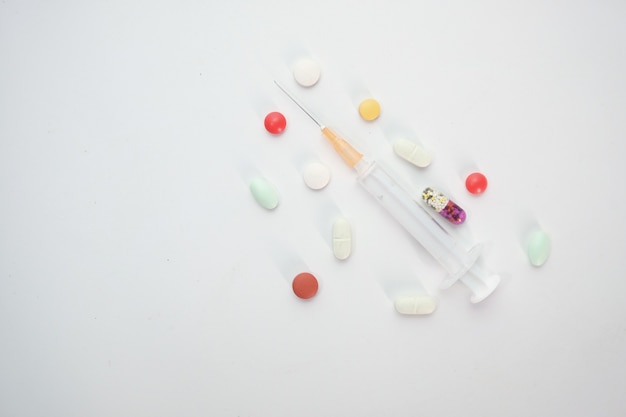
527;230;551;266
249;177;279;210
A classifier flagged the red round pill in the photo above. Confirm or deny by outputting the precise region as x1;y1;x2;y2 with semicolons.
465;172;488;194
292;272;318;299
264;111;287;134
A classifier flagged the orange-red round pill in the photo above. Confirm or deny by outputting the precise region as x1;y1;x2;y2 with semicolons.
292;272;318;299
264;111;287;134
465;172;488;194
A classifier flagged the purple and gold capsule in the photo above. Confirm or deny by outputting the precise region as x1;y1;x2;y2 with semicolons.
422;187;466;224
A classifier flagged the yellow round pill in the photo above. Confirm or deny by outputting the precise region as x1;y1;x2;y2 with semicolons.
358;98;381;121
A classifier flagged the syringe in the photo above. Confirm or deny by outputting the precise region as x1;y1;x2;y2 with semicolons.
275;81;500;302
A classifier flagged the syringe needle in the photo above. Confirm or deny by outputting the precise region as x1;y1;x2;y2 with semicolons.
275;81;364;168
273;80;323;128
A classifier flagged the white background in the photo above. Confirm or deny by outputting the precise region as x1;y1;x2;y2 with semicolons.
1;1;625;416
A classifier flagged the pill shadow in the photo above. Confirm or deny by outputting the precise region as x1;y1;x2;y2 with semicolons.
378;268;431;301
281;45;317;71
380;121;430;150
517;209;546;257
267;238;311;286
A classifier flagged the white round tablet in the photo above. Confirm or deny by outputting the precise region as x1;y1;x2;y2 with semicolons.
292;58;321;87
302;161;331;190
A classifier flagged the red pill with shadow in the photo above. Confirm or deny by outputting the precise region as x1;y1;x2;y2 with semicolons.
466;172;488;194
264;111;287;134
292;272;318;299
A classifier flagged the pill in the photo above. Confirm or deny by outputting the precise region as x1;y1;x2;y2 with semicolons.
393;138;432;168
264;111;287;134
249;177;279;210
292;272;319;299
332;218;351;260
466;172;488;194
527;230;551;266
394;295;437;315
422;187;466;224
302;161;331;190
358;98;381;121
292;58;321;87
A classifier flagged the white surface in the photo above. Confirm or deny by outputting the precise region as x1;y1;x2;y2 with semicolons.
1;1;625;416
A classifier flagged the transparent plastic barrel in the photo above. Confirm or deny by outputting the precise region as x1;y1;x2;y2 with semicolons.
356;160;480;280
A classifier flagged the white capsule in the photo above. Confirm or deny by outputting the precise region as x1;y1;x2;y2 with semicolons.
393;138;431;168
332;218;351;260
394;295;437;315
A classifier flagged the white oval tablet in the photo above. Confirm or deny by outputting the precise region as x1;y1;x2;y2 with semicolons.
394;295;437;315
393;138;431;168
302;161;331;190
332;218;351;260
292;58;321;87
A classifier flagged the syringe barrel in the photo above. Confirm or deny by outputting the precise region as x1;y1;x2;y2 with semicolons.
356;160;479;279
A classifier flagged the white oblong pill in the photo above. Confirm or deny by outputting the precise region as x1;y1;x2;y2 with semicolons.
394;295;437;315
292;58;321;87
332;218;351;260
302;161;331;190
393;138;432;168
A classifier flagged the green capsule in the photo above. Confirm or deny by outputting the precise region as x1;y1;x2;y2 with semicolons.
527;231;551;266
249;177;279;210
